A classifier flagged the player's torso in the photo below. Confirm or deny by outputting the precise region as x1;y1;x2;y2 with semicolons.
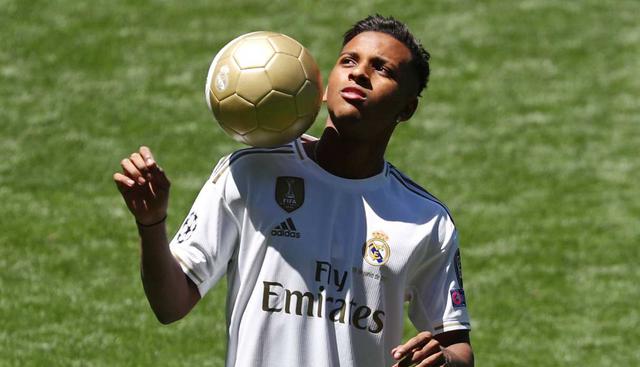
223;146;440;366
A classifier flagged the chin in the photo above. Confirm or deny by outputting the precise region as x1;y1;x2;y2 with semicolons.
329;109;361;126
327;115;371;141
328;103;363;122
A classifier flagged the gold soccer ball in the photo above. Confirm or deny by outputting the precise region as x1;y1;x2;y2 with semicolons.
205;31;323;147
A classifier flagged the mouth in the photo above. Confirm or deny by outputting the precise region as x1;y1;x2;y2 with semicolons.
340;87;367;102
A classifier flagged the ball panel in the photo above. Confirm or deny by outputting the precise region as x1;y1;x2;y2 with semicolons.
242;31;279;40
218;94;258;135
209;89;221;116
266;53;306;95
267;35;302;57
205;33;249;111
256;90;297;132
298;48;321;84
236;68;272;104
295;80;322;117
219;123;247;145
247;114;314;147
210;56;242;101
233;39;275;69
289;115;316;138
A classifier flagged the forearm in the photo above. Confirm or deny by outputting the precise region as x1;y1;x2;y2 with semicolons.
138;222;198;323
443;342;474;367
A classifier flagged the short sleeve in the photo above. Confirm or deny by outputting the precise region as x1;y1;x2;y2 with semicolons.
406;214;471;335
169;166;240;297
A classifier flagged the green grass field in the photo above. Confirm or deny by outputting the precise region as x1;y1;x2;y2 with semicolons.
2;0;639;365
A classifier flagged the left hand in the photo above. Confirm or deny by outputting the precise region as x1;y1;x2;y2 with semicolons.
391;331;447;367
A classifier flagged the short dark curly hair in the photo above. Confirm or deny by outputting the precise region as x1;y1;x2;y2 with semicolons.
343;14;431;96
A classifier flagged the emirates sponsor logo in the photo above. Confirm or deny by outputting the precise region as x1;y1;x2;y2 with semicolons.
261;261;385;334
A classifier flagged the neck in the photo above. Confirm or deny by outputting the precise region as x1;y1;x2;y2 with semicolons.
305;124;391;179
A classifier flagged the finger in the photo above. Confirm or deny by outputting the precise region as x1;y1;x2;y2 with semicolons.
394;333;432;359
130;153;149;182
138;146;170;189
113;172;135;193
397;352;415;367
410;339;441;363
114;172;144;213
147;161;171;190
139;146;155;165
120;158;144;184
415;351;445;367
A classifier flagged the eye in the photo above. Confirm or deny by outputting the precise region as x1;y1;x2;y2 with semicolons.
340;56;356;66
375;65;390;75
372;61;394;77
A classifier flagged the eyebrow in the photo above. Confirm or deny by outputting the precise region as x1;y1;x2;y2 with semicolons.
339;51;358;59
339;52;398;68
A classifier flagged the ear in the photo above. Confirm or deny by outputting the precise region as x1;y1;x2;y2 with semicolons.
322;86;328;102
397;98;418;123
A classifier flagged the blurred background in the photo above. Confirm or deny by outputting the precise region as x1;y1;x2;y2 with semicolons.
1;0;638;365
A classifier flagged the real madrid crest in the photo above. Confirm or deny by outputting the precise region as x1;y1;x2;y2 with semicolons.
275;176;304;213
362;231;391;266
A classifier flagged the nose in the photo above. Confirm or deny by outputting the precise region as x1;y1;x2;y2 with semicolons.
348;64;370;87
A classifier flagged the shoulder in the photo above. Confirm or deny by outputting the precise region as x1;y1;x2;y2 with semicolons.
386;163;455;225
228;142;299;166
209;142;300;183
208;141;307;203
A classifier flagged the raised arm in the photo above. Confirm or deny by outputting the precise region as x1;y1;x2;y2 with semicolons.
113;146;200;324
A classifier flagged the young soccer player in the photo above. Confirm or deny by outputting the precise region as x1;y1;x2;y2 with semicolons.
114;15;473;367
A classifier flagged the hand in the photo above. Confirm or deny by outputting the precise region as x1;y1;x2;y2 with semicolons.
113;146;171;225
392;331;447;367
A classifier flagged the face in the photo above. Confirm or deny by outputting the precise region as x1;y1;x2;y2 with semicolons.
325;31;419;140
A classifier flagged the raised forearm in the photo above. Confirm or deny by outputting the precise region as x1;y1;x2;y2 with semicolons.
138;222;199;324
115;147;200;323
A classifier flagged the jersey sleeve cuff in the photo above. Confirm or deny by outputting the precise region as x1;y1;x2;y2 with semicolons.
432;320;472;335
172;250;214;297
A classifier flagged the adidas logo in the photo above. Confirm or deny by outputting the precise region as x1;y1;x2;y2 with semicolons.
271;217;301;239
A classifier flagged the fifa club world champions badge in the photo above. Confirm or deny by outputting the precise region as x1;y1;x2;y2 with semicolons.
362;231;391;266
275;176;304;213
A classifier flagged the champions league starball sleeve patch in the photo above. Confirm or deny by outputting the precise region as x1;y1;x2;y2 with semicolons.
177;211;198;243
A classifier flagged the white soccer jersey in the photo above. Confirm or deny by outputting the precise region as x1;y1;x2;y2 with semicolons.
169;137;470;367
